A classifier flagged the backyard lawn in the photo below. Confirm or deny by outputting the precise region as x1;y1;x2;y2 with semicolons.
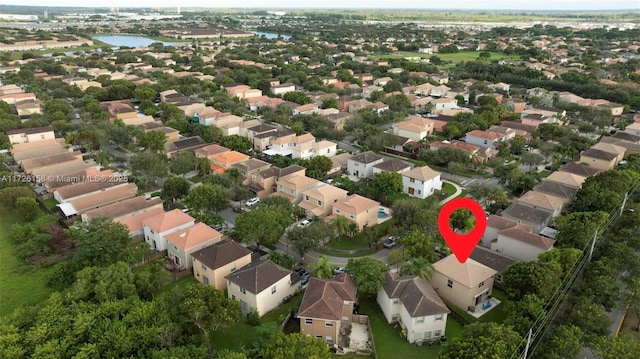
209;293;304;352
359;299;464;359
0;212;55;317
441;182;457;197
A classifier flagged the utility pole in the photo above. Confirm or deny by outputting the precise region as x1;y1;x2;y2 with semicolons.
620;191;628;217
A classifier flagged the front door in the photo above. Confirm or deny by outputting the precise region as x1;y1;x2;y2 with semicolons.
240;300;249;314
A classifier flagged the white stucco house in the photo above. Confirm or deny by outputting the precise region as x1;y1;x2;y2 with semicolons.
377;272;450;344
226;259;301;316
347;151;385;179
402;166;442;199
142;209;196;251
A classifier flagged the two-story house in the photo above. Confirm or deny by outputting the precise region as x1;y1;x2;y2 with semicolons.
331;194;380;230
165;223;223;270
402;166;443;199
142;209;196;251
192;239;252;290
392;117;435;142
372;159;412;177
298;184;349;218
430;255;497;312
464;130;506;150
517;190;568;218
377;272;449;344
247;165;306;199
347;151;385;179
275;174;323;205
7;126;55;145
209;151;250;174
298;274;357;346
226;259;301;316
232;158;272;186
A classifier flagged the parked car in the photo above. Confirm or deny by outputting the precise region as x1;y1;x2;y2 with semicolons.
298;219;313;227
383;236;397;248
245;197;260;207
210;223;223;231
333;266;346;275
295;268;311;285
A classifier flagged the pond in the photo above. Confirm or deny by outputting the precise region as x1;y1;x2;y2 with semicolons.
93;35;187;48
252;31;291;40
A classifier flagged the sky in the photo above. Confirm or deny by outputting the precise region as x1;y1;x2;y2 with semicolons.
2;0;639;11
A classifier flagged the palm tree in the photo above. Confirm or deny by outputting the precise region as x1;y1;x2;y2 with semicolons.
399;257;433;281
333;216;350;239
312;256;334;279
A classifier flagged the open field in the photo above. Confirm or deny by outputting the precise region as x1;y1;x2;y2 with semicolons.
6;39;110;60
0;212;55;317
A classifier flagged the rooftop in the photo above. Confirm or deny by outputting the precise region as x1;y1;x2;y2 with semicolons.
432;255;497;287
164;223;222;250
298;273;357;320
191;239;252;270
226;259;297;295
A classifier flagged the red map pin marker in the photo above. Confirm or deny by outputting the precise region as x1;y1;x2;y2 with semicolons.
437;198;487;263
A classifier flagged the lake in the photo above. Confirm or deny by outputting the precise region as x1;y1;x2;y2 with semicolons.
93;35;187;48
252;32;291;40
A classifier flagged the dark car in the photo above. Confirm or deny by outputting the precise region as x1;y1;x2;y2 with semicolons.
295;268;311;285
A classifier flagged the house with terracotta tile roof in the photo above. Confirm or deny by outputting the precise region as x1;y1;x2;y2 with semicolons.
493;227;555;262
165;223;223;270
116;207;166;238
402;166;442;199
226;259;301;316
330;194;380;230
209;151;250;174
517;190;568;217
192;239;253;290
500;203;553;234
298;184;349;218
194;144;230;159
100;100;137;121
392;116;435;141
298;273;357;346
246;165;306;199
579;148;620;171
481;215;534;247
464;130;506;149
544;171;587;189
430;255;497;312
590;142;626;164
377;271;449;343
142;209;196;251
275;174;323;204
7;126;54;145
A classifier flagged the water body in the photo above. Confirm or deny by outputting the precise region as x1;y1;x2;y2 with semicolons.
93;35;187;48
252;31;291;40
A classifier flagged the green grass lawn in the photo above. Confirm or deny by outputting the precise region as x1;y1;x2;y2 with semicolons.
209;293;304;352
325;236;372;251
0;212;55;317
42;197;59;209
359;299;463;359
441;182;457;197
369;51;521;63
189;175;203;183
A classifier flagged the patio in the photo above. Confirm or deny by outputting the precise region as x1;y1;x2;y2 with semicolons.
467;296;501;319
348;322;371;350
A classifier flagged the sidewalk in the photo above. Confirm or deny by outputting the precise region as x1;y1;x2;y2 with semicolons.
439;180;463;205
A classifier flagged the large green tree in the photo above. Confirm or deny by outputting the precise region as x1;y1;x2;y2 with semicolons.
372;171;403;201
503;261;563;301
535;324;583;359
235;206;292;249
258;332;331;359
162;177;191;203
170;151;195;176
400;229;438;263
219;135;252;153
287;221;333;260
186;184;232;214
439;322;521;359
137;130;167;153
346;257;387;299
555;211;608;249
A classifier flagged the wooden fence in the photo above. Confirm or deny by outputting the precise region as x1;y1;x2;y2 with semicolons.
128;250;167;270
351;314;377;358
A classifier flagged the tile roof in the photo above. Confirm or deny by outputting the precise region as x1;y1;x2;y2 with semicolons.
298;273;357;321
403;165;441;181
533;180;578;199
142;209;195;233
559;162;601;177
382;272;449;317
518;190;568;211
501;203;552;226
333;194;380;214
544;171;586;188
83;196;163;220
226;259;297;295
465;130;505;140
580;148;617;161
67;183;138;213
499;227;556;250
487;215;533;232
432;255;497;288
191;239;252;270
6;126;52;135
195;144;230;157
469;246;516;274
21;151;82;173
116;207;165;234
349;151;384;164
164;223;223;250
373;158;412;172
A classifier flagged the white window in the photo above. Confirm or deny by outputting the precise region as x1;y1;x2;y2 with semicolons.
434;330;442;337
424;331;432;339
417;316;424;323
349;213;355;219
271;285;277;294
317;200;322;206
305;195;310;201
203;276;209;285
435;313;443;321
343;301;349;306
335;208;341;214
478;281;485;288
392;299;399;304
231;263;236;272
305;318;313;325
447;279;453;288
342;316;349;322
239;287;246;294
325;321;333;327
410;178;415;183
201;263;206;270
